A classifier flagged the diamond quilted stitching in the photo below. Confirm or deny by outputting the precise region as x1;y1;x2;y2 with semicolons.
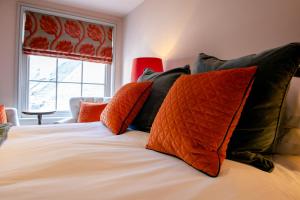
147;67;257;177
101;82;152;134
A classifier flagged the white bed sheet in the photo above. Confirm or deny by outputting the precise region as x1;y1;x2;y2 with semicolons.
0;122;299;200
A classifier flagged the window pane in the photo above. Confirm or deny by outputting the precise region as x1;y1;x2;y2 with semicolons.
58;58;82;82
29;55;56;81
29;81;56;111
82;84;104;97
83;61;105;84
57;83;81;111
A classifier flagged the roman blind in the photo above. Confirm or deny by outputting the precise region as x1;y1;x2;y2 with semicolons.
23;11;113;64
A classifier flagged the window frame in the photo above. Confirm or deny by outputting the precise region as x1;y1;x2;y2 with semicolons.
22;55;110;117
17;4;116;119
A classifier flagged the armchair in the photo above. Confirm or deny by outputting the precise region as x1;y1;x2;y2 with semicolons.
5;107;20;126
57;97;108;123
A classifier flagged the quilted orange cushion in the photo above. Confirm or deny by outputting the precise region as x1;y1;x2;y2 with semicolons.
146;66;257;177
77;102;107;123
0;104;7;124
101;82;152;134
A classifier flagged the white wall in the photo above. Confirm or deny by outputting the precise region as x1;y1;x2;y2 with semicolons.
0;0;17;107
122;0;300;83
1;0;300;108
0;0;123;107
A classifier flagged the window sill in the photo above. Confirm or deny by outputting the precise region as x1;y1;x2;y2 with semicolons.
19;117;67;126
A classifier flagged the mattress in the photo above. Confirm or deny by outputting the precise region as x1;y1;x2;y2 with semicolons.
0;122;299;200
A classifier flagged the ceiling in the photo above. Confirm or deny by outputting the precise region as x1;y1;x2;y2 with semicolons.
42;0;145;17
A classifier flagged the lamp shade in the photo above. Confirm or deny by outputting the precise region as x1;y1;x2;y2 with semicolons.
131;57;163;82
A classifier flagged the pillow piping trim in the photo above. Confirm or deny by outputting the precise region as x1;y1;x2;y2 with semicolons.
146;70;256;177
142;73;187;132
213;74;256;177
117;83;153;134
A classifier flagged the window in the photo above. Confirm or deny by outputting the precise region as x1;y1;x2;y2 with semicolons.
25;55;110;114
17;5;115;118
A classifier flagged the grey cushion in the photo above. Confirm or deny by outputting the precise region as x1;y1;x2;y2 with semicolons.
131;65;191;132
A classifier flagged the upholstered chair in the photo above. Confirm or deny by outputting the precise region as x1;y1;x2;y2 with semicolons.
57;97;108;123
5;107;20;126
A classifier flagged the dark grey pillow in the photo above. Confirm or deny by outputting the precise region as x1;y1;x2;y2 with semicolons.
131;65;191;132
196;43;300;172
196;53;255;73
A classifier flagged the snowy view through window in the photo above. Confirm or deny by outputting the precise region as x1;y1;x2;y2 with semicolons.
29;55;106;111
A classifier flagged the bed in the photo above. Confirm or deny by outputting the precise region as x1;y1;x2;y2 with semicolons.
0;122;299;200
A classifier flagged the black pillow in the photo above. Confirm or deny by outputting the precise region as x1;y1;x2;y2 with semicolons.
131;65;191;132
196;43;300;172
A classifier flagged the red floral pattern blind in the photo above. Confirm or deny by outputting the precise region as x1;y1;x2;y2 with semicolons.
23;11;113;64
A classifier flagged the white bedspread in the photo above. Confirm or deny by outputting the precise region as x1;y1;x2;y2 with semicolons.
0;122;299;200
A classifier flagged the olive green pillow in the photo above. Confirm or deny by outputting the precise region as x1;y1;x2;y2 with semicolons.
0;123;11;146
196;43;300;172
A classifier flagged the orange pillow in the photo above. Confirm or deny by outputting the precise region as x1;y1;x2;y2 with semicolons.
77;102;107;123
101;82;152;134
0;104;7;124
146;66;257;177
